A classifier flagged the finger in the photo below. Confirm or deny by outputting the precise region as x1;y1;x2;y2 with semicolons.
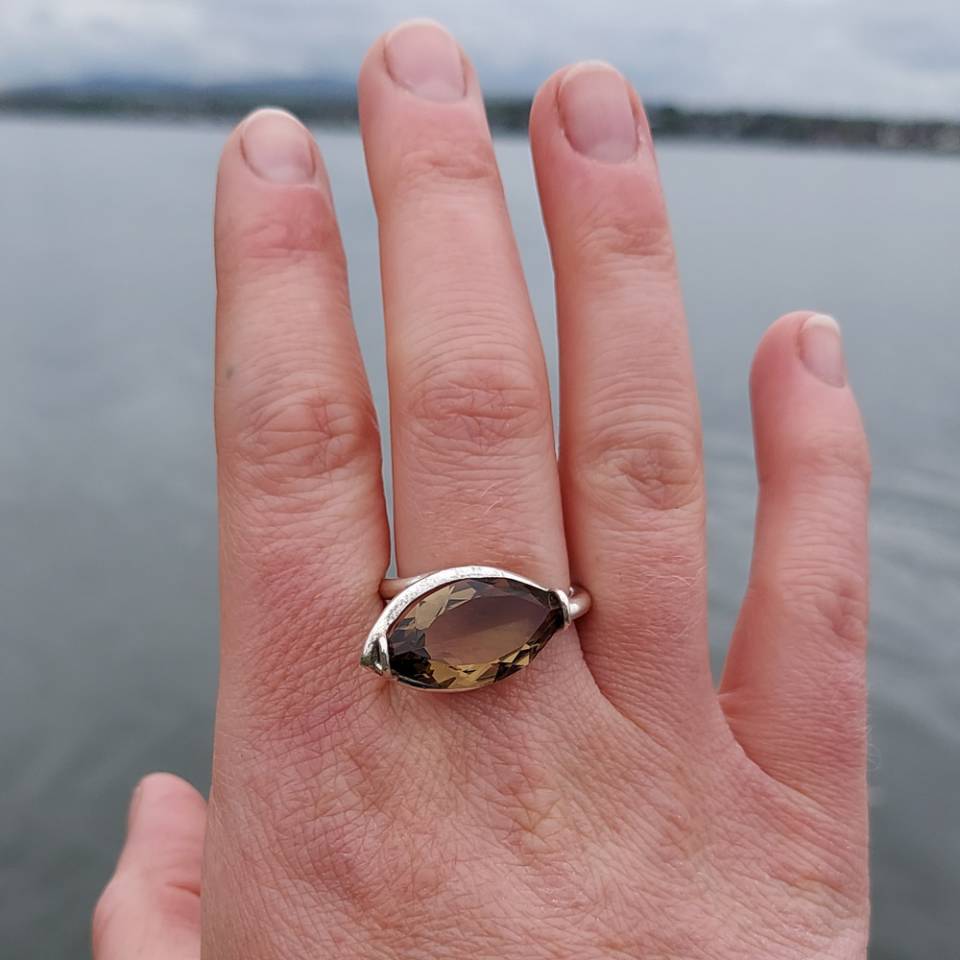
214;109;388;730
720;313;870;812
357;21;571;603
529;64;712;726
93;774;205;960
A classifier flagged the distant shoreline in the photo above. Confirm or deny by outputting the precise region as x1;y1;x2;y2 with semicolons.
2;91;958;155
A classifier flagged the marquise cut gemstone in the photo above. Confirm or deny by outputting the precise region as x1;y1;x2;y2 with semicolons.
385;577;565;690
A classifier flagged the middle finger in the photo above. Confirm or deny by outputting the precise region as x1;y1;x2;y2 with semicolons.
358;22;571;600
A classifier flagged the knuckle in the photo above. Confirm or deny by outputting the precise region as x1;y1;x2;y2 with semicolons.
770;564;870;652
576;197;675;268
220;191;343;272
573;417;703;514
811;572;870;650
227;379;380;497
395;135;501;194
785;427;872;486
93;860;202;954
219;729;451;924
405;354;549;456
483;758;578;869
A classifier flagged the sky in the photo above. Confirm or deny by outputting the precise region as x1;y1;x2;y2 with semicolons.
2;0;960;118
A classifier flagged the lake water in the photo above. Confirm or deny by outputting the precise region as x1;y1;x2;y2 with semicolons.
0;116;957;958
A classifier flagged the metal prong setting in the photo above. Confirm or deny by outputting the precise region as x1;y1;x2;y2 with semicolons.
564;585;592;623
359;630;389;676
555;588;574;627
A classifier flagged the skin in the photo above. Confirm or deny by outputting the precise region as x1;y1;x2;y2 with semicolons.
93;20;871;960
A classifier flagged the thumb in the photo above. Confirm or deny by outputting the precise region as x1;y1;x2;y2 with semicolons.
93;773;206;960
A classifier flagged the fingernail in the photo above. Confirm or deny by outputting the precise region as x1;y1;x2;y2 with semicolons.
559;61;638;162
126;780;144;835
241;108;316;184
385;20;465;102
799;314;847;387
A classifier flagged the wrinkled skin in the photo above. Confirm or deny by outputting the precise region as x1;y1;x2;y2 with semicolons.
93;20;871;960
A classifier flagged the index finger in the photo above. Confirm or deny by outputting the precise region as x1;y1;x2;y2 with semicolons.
214;108;389;737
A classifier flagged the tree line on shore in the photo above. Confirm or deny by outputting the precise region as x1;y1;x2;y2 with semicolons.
2;83;957;155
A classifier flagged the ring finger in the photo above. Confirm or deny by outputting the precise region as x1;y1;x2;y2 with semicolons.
357;22;581;690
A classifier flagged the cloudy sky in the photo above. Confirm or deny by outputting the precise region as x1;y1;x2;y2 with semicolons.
2;0;960;117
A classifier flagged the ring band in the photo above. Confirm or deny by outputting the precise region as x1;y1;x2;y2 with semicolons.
362;566;591;692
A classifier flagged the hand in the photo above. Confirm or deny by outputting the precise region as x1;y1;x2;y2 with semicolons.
93;20;871;960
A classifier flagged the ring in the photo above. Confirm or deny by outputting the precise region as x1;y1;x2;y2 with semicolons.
360;566;591;692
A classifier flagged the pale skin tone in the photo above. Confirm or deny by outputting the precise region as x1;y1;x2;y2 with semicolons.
93;20;871;960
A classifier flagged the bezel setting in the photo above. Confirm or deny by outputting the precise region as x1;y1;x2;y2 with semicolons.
361;565;580;691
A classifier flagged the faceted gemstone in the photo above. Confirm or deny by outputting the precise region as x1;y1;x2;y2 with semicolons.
385;577;565;690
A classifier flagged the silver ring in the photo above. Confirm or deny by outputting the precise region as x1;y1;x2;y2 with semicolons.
361;566;591;692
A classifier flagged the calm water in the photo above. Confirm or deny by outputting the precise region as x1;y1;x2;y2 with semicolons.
0;116;957;958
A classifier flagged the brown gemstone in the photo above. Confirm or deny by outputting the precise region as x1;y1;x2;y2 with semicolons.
385;577;565;690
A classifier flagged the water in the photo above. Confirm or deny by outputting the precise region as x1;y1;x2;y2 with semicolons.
0;116;957;958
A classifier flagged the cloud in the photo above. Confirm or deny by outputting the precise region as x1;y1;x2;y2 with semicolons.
855;12;960;74
2;0;960;117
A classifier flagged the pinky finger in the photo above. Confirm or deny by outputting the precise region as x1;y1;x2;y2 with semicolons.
92;773;205;960
720;312;871;815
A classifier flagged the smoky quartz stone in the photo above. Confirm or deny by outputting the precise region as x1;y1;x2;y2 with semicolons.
384;576;565;690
